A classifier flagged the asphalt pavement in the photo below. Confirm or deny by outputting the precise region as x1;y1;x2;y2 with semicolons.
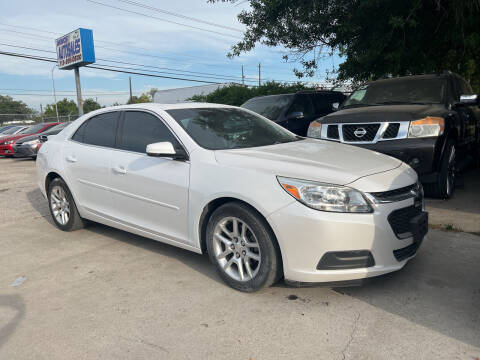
0;158;479;359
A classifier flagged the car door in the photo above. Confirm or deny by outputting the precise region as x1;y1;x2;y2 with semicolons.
286;94;316;136
63;111;120;217
109;110;190;245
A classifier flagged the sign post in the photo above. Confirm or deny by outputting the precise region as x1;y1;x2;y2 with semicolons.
55;28;95;116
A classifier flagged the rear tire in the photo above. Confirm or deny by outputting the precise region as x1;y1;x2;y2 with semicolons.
206;202;281;292
424;140;456;199
48;178;85;231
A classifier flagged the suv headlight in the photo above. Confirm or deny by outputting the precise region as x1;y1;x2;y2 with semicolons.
408;117;444;138
307;120;322;138
277;176;373;213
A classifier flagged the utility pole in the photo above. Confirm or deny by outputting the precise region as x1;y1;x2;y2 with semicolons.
241;65;245;86
74;67;83;116
129;77;133;103
51;65;59;122
258;62;261;86
40;104;43;121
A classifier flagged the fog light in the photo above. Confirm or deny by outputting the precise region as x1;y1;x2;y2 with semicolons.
409;158;420;167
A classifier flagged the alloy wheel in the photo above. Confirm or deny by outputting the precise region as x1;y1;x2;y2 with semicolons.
50;185;70;225
212;216;261;282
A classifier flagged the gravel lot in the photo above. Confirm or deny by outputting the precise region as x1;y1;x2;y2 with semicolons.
0;158;479;359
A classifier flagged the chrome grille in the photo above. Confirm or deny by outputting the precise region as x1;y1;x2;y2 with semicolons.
320;121;409;144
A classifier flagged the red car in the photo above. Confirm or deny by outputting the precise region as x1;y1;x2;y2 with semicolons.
0;122;60;157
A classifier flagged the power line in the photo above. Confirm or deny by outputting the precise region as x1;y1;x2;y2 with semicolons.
114;0;243;33
0;50;224;84
0;42;258;83
86;0;240;39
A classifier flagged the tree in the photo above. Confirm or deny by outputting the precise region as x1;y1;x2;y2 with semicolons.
83;98;102;114
188;81;315;106
210;0;480;91
0;95;35;125
127;92;152;104
44;98;78;118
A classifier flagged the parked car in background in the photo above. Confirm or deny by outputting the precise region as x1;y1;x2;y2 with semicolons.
0;125;30;139
0;122;59;157
241;90;346;136
0;125;18;134
13;122;70;159
37;103;427;292
307;73;480;198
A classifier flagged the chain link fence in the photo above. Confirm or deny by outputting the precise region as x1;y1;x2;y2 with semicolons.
0;113;80;126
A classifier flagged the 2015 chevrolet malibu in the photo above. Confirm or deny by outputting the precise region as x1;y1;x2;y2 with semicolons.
36;103;428;292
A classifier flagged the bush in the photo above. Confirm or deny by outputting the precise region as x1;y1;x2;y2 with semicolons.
188;81;317;106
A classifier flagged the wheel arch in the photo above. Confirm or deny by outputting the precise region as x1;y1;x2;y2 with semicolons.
198;197;284;272
45;171;64;193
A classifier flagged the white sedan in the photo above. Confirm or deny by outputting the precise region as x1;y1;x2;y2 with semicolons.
36;103;428;292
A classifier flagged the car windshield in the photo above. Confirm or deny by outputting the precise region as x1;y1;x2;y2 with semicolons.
1;126;22;135
18;123;46;134
343;78;446;108
241;94;293;120
167;107;300;150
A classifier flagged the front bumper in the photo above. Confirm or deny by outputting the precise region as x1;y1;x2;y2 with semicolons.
267;198;427;283
347;138;439;181
13;144;37;158
0;144;14;156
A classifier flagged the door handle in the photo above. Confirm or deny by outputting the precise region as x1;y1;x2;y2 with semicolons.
113;166;127;175
66;155;77;163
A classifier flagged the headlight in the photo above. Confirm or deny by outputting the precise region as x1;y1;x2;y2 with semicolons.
408;117;444;138
307;121;322;138
277;176;373;213
24;139;40;146
2;140;14;145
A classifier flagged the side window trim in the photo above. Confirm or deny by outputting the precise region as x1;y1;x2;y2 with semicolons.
116;109;189;156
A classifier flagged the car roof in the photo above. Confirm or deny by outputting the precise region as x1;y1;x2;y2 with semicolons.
98;102;236;113
369;73;455;86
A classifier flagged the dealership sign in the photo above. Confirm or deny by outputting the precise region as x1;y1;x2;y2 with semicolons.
55;28;95;70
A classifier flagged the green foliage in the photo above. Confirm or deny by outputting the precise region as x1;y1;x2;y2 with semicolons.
83;98;102;114
0;95;35;125
188;81;315;106
210;0;480;92
127;92;152;104
44;98;78;118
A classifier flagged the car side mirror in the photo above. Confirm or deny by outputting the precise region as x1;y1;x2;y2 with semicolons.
459;94;478;105
146;141;188;160
39;135;48;142
288;111;304;120
332;102;340;111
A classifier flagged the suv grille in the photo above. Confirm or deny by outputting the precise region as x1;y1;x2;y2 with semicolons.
388;205;422;239
383;123;400;139
326;125;339;139
342;124;380;142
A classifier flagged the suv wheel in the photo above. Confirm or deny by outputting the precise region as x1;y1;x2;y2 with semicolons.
425;140;456;199
206;202;281;292
48;178;85;231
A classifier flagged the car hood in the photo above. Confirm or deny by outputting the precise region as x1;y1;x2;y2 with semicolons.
214;138;403;186
321;104;447;123
0;134;30;143
14;133;39;144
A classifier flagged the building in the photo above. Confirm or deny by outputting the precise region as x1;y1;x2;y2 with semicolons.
153;83;232;103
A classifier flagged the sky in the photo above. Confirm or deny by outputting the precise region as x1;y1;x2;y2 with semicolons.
0;0;340;111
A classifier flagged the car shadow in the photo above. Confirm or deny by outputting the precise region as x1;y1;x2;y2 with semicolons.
0;294;26;349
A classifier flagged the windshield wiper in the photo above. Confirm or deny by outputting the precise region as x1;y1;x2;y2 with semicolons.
373;101;432;105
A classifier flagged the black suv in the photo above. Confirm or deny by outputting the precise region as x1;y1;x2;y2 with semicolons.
307;73;480;198
241;90;346;136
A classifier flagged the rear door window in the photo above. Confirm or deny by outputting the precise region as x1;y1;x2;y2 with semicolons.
72;112;119;148
119;111;178;153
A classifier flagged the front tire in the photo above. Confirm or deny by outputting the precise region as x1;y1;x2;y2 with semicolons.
48;178;85;231
425;140;456;199
206;202;281;292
